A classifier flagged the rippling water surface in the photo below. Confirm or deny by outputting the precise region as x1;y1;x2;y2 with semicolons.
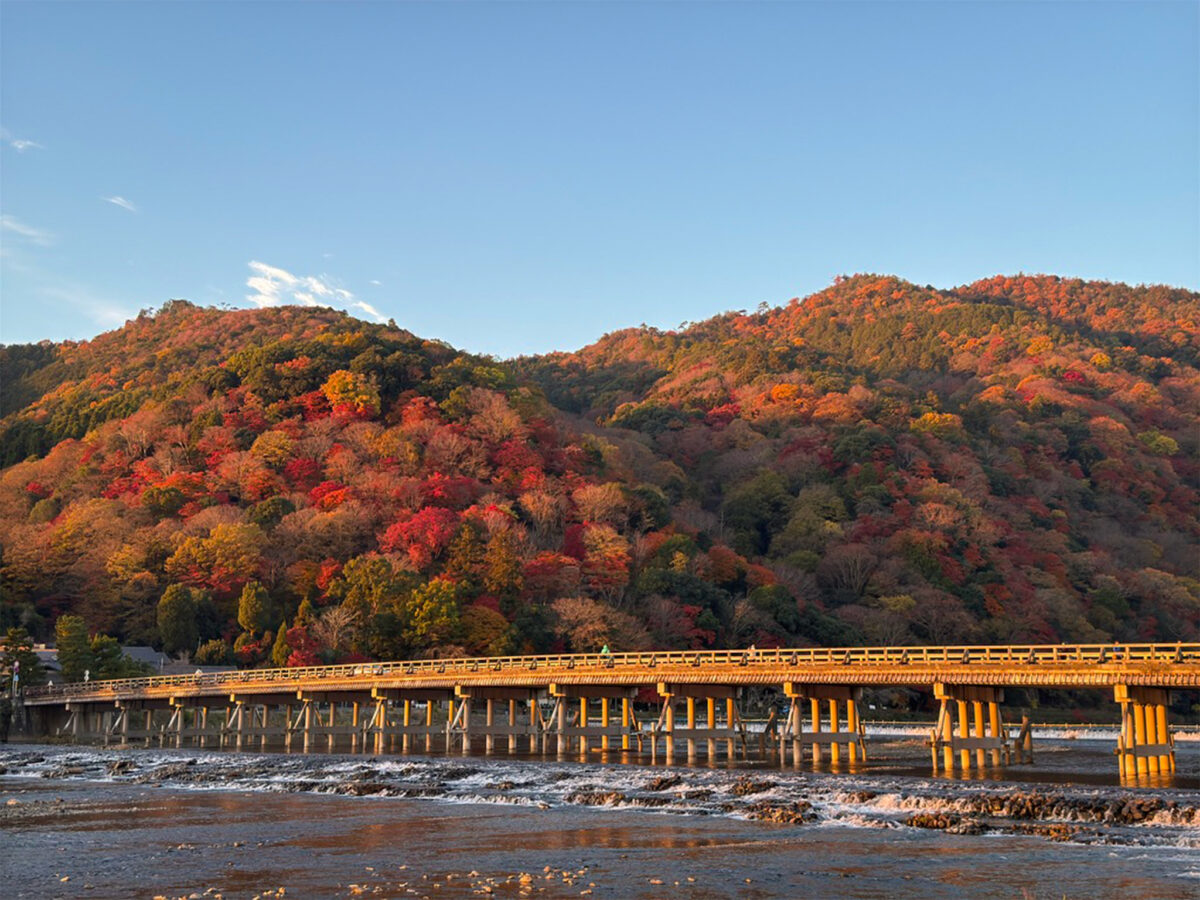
2;735;1198;899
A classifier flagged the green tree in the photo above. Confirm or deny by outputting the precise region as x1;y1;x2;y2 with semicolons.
55;615;94;682
483;530;524;601
157;584;199;656
237;581;271;636
721;470;792;556
271;621;291;667
403;577;460;650
327;556;403;621
194;639;232;667
89;635;150;680
2;627;46;689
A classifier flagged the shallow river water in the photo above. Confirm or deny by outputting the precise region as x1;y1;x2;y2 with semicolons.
2;734;1198;899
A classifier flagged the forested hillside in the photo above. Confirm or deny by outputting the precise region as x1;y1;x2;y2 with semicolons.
2;275;1197;671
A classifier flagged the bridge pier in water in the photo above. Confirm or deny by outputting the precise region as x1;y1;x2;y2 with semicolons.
781;683;866;769
1114;685;1175;778
548;683;639;758
928;683;1024;774
653;683;743;763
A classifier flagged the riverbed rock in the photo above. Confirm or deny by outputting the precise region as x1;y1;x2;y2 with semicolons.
744;800;814;824
731;776;775;796
565;790;625;806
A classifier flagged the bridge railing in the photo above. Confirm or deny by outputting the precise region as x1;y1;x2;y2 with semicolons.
22;642;1198;702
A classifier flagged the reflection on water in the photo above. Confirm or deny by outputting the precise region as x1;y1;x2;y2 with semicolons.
1;740;1199;899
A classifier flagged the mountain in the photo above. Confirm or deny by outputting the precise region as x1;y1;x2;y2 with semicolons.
2;276;1197;668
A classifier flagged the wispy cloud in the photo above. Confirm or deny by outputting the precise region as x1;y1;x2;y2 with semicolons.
1;214;54;246
0;128;43;152
245;260;387;323
2;251;133;332
103;195;137;213
352;301;387;323
369;279;382;286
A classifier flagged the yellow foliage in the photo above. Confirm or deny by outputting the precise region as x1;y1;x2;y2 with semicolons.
770;383;800;403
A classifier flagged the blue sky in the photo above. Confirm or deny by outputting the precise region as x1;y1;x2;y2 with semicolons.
2;2;1196;356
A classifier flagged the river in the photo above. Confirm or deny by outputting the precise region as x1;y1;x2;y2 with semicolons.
2;732;1198;899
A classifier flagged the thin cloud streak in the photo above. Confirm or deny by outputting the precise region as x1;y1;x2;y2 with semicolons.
0;128;43;152
103;195;137;213
1;250;133;334
1;214;54;246
245;260;387;323
352;300;387;323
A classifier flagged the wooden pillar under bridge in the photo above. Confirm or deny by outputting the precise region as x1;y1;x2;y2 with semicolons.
930;684;1010;775
728;697;738;761
215;692;294;752
809;698;821;764
783;684;865;769
548;684;639;758
706;698;717;761
622;698;632;752
601;698;611;752
426;699;434;753
369;687;455;756
453;686;539;755
531;697;542;754
509;699;518;754
114;698;173;746
654;684;742;762
576;697;589;754
1114;685;1174;779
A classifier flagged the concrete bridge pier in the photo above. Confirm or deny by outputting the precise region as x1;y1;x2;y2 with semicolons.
782;684;865;768
1115;685;1175;778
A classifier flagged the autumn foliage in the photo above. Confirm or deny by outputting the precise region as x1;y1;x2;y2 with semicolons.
0;276;1196;670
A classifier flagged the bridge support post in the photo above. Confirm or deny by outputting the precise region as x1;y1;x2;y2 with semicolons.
1114;685;1174;778
706;698;717;761
783;684;864;768
550;684;640;758
425;699;434;753
601;698;611;752
399;699;408;753
727;698;738;760
531;697;542;754
508;699;518;753
656;684;741;762
622;698;632;752
930;684;1009;775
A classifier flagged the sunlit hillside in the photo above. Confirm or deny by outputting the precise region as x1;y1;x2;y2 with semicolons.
2;275;1197;668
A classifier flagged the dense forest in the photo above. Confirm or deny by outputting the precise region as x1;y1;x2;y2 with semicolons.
1;275;1197;673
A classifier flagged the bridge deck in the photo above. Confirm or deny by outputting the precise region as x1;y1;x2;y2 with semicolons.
23;643;1200;706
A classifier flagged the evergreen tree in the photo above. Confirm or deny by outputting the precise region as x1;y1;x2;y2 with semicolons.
1;627;46;689
55;615;94;682
89;634;150;680
237;581;271;636
271;620;291;667
157;585;199;657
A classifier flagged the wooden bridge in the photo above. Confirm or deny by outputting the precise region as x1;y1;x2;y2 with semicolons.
20;643;1200;779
